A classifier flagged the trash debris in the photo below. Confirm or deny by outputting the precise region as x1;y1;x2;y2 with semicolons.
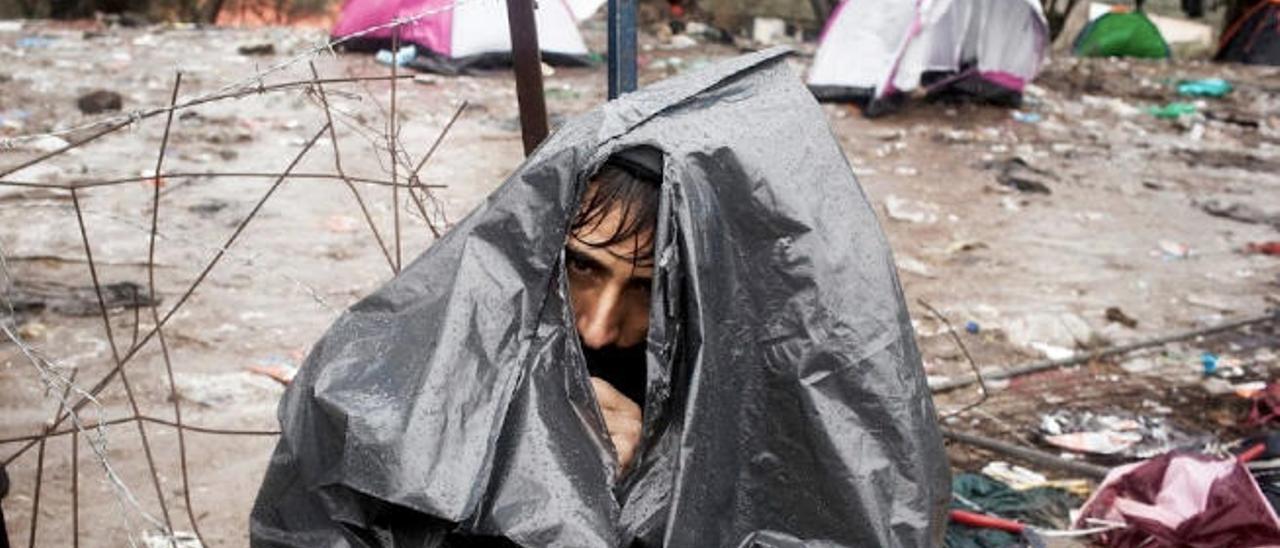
237;43;275;56
1104;307;1138;328
141;529;201;548
980;461;1091;496
1039;409;1206;459
375;45;417;67
1005;312;1098;358
751;17;787;46
662;34;698;50
1176;78;1232;98
1011;111;1042;124
1246;242;1280;256
883;195;939;224
77;90;123;114
894;254;934;278
1076;452;1280;547
947;472;1087;547
245;356;299;385
1148;102;1197;119
1157;240;1192;259
16;36;56;48
965;321;980;334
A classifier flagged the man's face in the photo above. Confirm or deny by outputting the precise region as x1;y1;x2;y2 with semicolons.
566;192;654;350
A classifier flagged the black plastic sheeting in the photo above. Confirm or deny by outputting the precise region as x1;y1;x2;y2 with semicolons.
251;47;949;547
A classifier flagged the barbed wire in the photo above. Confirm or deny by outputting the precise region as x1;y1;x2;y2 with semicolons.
0;6;471;544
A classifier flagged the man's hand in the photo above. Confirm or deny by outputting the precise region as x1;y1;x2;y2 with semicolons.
590;377;642;474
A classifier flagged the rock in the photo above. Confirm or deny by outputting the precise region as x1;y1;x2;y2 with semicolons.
76;90;123;114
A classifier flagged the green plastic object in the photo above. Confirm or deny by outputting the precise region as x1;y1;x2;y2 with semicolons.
1177;78;1233;97
1073;11;1172;59
1148;102;1198;118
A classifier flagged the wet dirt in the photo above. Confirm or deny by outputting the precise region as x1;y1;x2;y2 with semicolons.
0;18;1278;547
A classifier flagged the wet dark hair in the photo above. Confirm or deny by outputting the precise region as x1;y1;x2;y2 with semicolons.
570;161;661;266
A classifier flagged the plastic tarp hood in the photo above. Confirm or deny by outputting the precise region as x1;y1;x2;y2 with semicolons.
250;47;949;547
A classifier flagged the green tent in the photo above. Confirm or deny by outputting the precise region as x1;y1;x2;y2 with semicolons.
1073;10;1172;58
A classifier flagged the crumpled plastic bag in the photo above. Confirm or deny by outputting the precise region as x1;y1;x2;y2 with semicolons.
250;47;949;547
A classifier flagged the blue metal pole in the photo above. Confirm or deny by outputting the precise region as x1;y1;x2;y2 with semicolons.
607;0;637;99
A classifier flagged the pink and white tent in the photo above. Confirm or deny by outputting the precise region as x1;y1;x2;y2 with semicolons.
332;0;593;65
808;0;1049;113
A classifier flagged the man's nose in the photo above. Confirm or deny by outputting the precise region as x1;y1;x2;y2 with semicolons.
578;285;622;349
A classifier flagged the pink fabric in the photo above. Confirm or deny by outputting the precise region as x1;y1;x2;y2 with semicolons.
817;0;851;43
332;0;454;57
979;71;1027;92
1076;452;1280;548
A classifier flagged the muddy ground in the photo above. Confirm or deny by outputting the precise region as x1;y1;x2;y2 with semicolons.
1;17;1278;547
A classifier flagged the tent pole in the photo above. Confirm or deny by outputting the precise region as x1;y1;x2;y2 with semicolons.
607;0;637;99
507;0;549;155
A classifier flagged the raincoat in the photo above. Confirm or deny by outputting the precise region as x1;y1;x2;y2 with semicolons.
250;47;949;547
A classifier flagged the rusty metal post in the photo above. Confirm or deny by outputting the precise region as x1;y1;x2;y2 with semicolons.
506;0;549;155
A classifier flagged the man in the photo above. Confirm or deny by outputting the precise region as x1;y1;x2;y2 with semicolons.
252;48;948;547
567;147;662;474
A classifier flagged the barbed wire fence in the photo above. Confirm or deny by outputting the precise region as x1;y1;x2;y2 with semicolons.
0;1;487;545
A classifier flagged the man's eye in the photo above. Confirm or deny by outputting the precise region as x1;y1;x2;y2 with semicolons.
567;254;594;274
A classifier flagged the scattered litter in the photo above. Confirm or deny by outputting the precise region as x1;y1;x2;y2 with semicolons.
1104;307;1138;329
141;529;201;548
893;166;919;177
1076;453;1280;547
662;34;698;50
883;195;938;224
1157;240;1192;259
980;461;1092;496
1177;78;1232;98
0;21;23;33
1040;409;1205;458
1199;352;1244;378
1005;312;1098;358
1186;293;1233;313
16;320;46;340
751;17;787;46
237;43;275;56
413;74;439;85
245;356;299;385
948;473;1086;547
375;45;417;67
1246;242;1280;256
22;135;70;154
77;90;123;114
894;254;934;278
540;61;555;77
1011;111;1042;124
1148;102;1198;119
965;321;980;334
16;36;56;48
